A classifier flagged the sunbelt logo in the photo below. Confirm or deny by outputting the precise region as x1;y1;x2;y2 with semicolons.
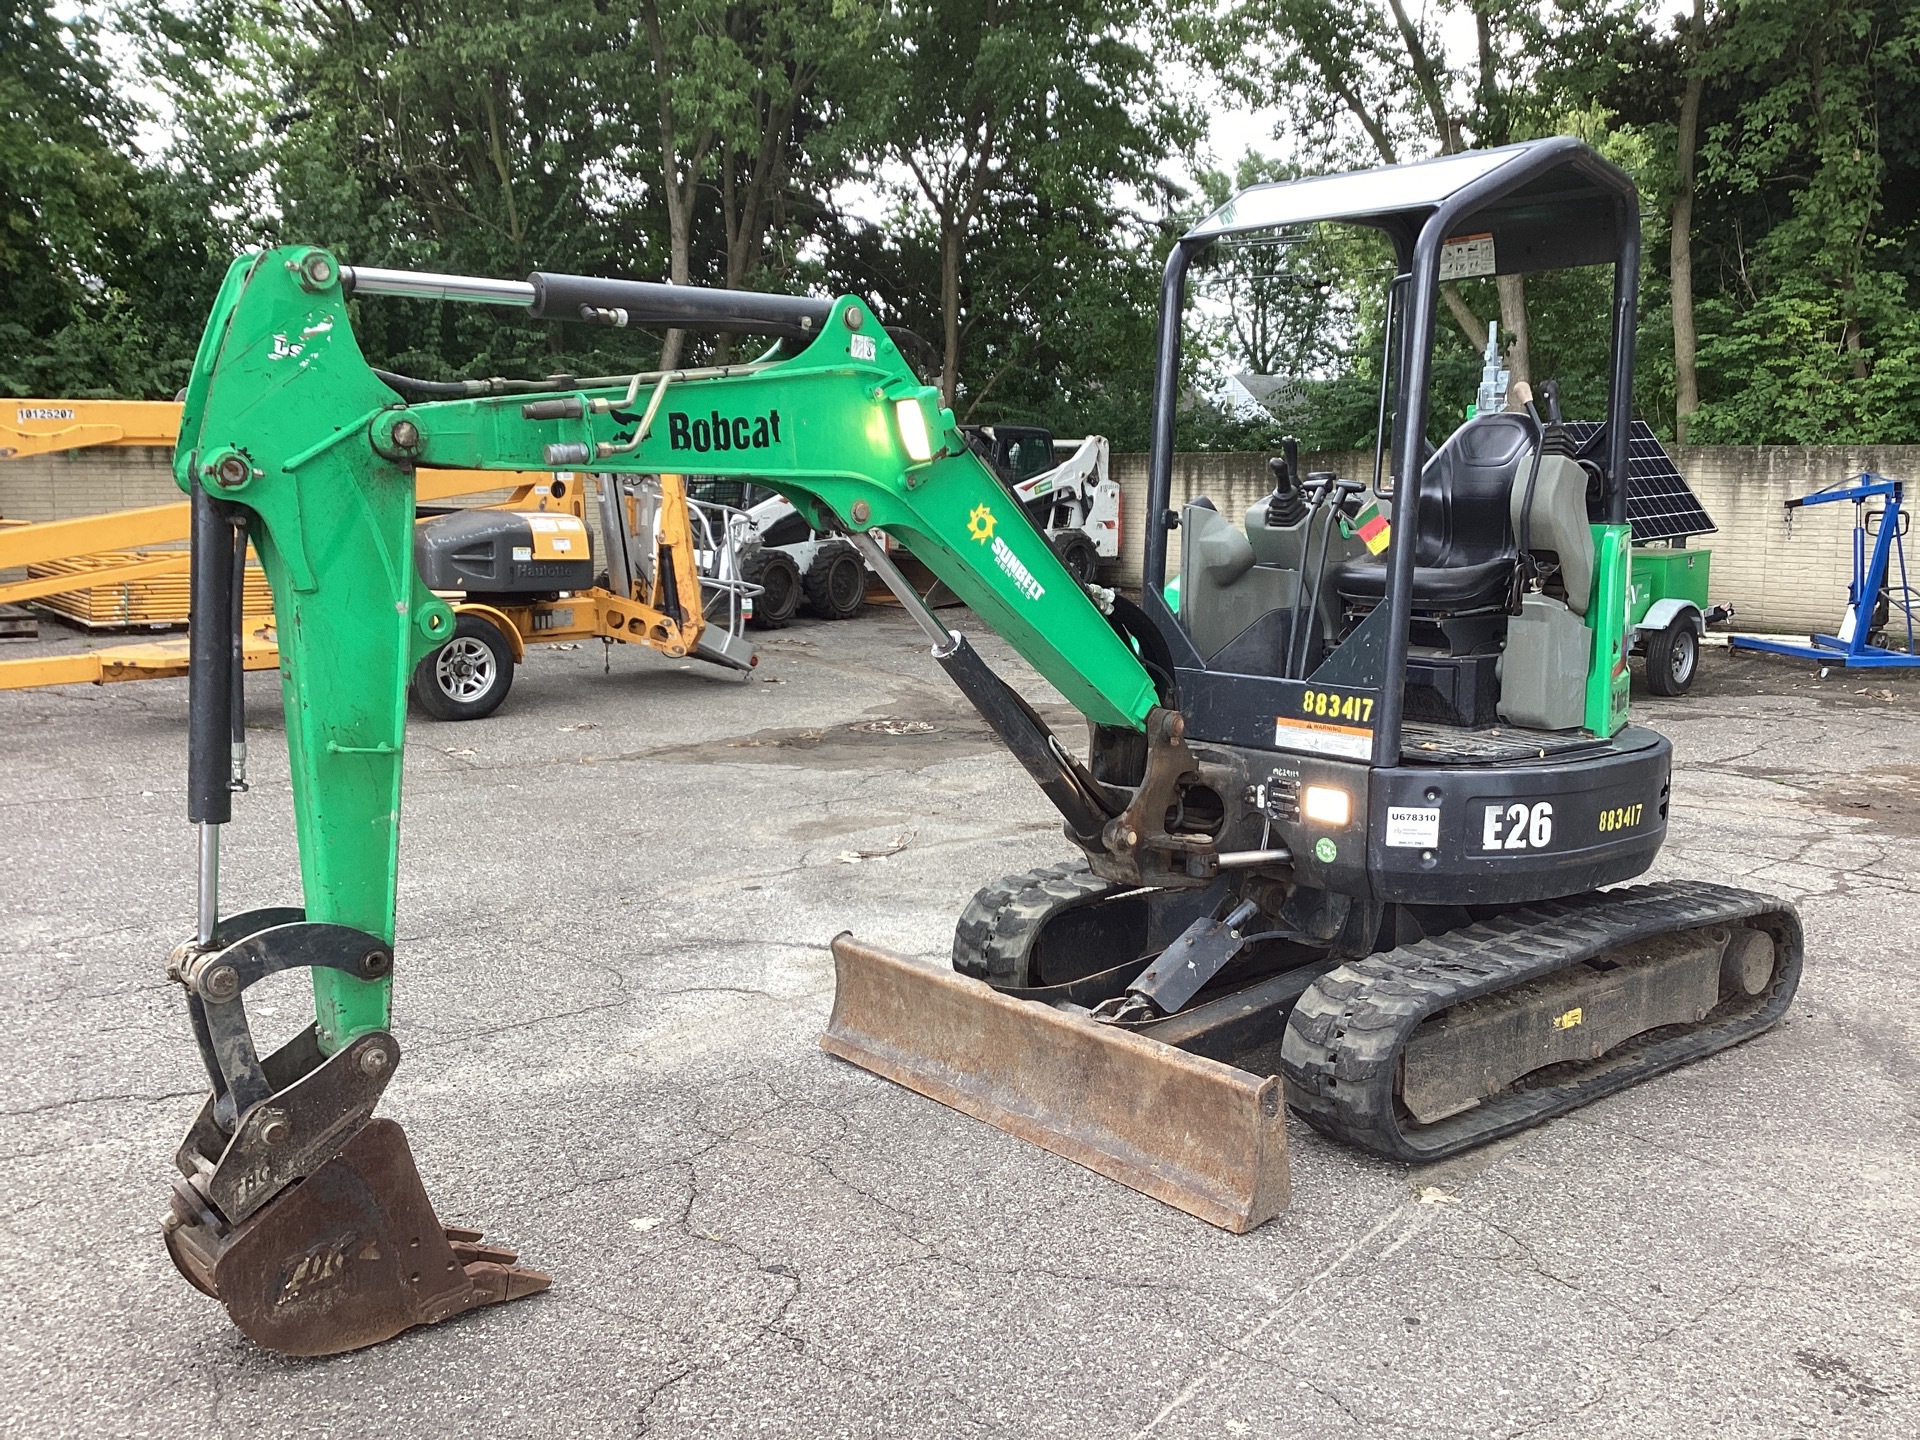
967;503;1043;600
667;408;784;453
992;536;1045;601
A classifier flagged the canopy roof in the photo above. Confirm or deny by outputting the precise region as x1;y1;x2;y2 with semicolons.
1186;139;1635;276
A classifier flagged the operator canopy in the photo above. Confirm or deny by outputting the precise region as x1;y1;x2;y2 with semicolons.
1186;138;1633;276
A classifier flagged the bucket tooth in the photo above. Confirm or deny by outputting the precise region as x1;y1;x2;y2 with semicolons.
821;934;1290;1233
163;1118;548;1356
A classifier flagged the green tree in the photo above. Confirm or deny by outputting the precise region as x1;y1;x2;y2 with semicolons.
868;0;1195;408
0;3;220;396
1688;0;1920;442
638;0;880;364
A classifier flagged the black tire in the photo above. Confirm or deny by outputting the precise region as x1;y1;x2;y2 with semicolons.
804;543;867;621
740;548;802;629
1644;617;1699;697
1051;530;1100;587
410;613;515;720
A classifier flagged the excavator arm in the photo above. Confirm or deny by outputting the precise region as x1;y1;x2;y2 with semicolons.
161;246;1160;1354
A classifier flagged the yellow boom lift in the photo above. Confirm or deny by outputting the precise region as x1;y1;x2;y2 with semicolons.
0;400;757;711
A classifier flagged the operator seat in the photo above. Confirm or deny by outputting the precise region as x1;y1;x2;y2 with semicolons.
1334;412;1533;615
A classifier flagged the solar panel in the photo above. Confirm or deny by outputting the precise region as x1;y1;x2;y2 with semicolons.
1563;421;1716;543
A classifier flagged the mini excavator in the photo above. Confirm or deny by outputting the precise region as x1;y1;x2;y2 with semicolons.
162;139;1801;1356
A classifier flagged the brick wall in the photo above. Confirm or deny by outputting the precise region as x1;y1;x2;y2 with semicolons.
8;443;1920;635
1111;445;1920;637
0;445;184;524
1673;447;1920;637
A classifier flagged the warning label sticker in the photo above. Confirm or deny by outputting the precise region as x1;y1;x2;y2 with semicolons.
1385;806;1441;849
1273;714;1372;760
1439;232;1496;281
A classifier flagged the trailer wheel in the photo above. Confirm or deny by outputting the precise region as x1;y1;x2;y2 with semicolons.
411;613;516;720
804;544;867;621
741;549;802;629
1644;617;1699;697
1051;531;1100;586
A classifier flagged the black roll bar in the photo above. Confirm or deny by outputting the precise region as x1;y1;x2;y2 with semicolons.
1140;138;1643;767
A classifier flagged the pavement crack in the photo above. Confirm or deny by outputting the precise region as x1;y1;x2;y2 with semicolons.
1133;1201;1427;1437
1469;1212;1628;1314
0;1087;200;1118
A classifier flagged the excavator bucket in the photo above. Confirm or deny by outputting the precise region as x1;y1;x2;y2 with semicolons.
821;936;1290;1233
164;1118;549;1356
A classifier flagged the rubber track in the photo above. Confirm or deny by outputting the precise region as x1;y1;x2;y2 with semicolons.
951;860;1116;987
1280;881;1804;1164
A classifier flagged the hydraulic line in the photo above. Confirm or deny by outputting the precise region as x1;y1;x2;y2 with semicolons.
847;529;1115;840
228;517;249;791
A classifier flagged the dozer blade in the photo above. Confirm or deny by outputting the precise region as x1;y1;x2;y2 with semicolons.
164;1118;549;1356
822;935;1290;1233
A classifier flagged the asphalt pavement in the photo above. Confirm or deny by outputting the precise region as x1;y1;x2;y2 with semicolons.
1;611;1915;1439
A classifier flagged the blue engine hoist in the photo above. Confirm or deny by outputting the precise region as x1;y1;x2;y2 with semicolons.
1731;472;1920;670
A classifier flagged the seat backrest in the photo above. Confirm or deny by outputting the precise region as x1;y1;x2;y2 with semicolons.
1411;413;1532;568
1180;501;1296;661
1511;452;1595;615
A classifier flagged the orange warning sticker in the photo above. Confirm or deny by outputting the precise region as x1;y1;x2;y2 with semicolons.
1273;714;1373;760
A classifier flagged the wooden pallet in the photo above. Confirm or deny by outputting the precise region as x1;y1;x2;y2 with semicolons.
26;550;273;630
0;605;36;639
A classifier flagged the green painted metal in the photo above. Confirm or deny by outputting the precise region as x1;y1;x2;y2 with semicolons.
1585;523;1633;737
174;250;457;1052
399;301;1156;730
172;246;1158;1048
1627;546;1712;625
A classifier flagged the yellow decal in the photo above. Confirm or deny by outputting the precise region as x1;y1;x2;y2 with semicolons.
1300;688;1375;724
1597;803;1646;833
967;503;996;543
1552;1007;1584;1031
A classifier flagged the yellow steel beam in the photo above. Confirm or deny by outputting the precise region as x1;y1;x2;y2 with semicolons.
3;398;546;495
0;552;190;607
0;472;548;572
0;504;190;567
0;629;279;691
0;400;185;458
0;650;117;688
416;468;552;502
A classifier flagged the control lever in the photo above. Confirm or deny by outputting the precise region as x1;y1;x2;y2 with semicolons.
1265;437;1307;528
1287;472;1352;679
1329;475;1366;518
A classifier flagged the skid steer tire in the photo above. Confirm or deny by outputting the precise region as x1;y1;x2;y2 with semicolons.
804;543;867;621
741;549;802;629
411;613;515;721
1051;531;1101;587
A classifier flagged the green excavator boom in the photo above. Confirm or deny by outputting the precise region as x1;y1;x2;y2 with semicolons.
173;247;1157;1050
162;246;1159;1354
